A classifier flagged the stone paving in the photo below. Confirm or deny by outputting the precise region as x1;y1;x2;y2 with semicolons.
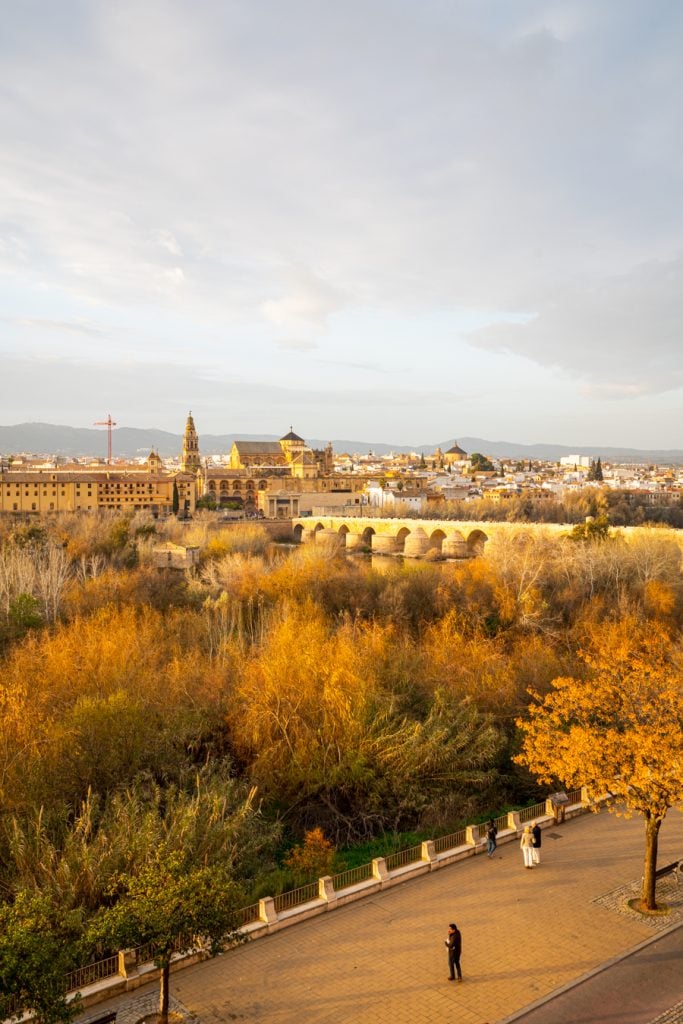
80;994;199;1024
650;1000;683;1024
593;874;683;931
79;807;683;1024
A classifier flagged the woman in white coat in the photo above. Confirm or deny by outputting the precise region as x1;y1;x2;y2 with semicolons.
520;825;535;868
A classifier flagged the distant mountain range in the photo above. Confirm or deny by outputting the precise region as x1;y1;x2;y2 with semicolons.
0;422;681;464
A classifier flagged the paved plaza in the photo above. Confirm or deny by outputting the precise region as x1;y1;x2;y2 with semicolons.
82;807;683;1024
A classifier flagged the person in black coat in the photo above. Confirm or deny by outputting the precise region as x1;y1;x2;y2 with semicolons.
486;819;498;857
445;922;463;981
531;822;542;864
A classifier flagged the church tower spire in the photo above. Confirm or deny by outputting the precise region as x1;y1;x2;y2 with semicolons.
181;411;200;473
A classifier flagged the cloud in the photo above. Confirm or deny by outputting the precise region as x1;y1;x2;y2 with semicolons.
2;316;108;337
2;3;680;326
275;338;319;352
150;229;183;257
466;255;683;396
316;357;385;372
1;1;683;444
262;267;346;345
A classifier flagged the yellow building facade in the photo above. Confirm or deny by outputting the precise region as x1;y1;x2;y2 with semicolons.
0;467;196;516
0;472;98;513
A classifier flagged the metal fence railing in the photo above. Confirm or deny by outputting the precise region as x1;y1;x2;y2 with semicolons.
240;902;261;926
65;953;119;992
135;939;160;966
518;801;547;824
384;844;423;872
133;931;197;968
331;862;373;891
494;813;509;833
433;829;467;855
274;881;319;914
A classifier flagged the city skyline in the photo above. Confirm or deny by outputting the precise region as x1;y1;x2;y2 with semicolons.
1;1;682;447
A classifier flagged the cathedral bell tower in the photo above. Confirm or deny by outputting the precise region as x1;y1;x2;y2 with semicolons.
181;412;200;473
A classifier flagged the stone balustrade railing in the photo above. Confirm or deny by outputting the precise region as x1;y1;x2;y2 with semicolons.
17;788;591;1017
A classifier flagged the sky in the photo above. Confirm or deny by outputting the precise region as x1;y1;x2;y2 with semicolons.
1;0;682;449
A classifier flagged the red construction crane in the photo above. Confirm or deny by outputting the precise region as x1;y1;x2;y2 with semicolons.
94;414;117;464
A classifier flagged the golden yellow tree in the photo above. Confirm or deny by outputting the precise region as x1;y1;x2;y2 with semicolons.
516;619;683;911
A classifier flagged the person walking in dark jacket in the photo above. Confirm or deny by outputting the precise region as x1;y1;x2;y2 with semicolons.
531;822;542;865
486;819;497;857
445;922;462;981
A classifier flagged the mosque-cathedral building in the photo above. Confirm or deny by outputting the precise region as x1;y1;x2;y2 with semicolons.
185;415;362;518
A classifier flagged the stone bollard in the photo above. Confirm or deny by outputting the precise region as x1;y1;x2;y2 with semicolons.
507;811;521;831
465;825;480;849
421;840;437;865
318;875;337;906
372;857;390;885
259;896;278;925
118;948;138;980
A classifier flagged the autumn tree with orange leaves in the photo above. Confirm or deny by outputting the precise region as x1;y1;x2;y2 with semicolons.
516;619;683;911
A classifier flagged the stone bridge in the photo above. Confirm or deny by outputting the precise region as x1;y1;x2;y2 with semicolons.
292;515;571;557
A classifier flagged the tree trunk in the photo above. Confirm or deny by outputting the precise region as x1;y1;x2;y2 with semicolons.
158;960;170;1023
640;811;661;911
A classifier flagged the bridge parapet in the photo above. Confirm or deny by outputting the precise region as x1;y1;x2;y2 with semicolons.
292;516;572;558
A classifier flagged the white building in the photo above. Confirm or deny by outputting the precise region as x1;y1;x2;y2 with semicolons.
559;455;592;468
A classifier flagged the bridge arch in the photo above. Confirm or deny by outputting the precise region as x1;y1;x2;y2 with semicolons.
361;526;375;546
429;528;447;551
395;526;411;552
467;529;489;556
